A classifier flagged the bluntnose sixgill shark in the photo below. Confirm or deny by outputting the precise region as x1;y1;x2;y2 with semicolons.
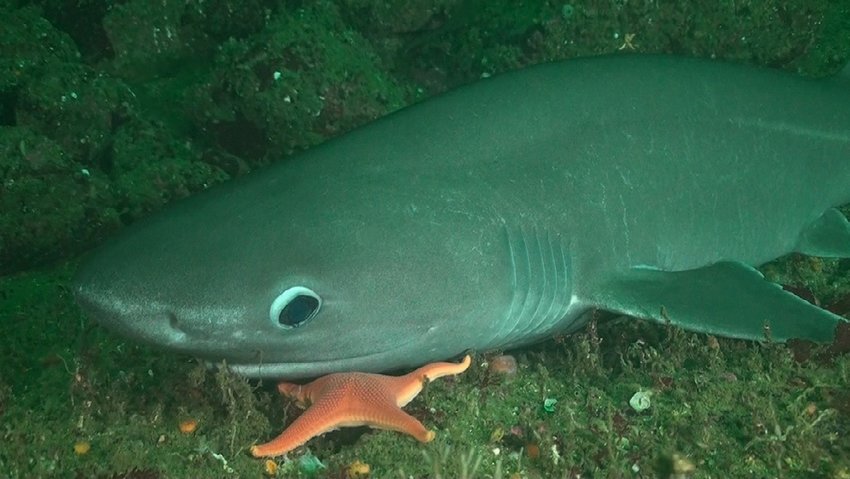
74;55;850;379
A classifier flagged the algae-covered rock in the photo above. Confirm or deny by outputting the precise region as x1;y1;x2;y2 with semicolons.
16;62;135;162
103;0;202;82
188;0;409;164
107;119;228;221
0;126;117;273
0;5;80;92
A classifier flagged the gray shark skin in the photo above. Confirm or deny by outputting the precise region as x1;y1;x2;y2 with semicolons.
74;55;850;379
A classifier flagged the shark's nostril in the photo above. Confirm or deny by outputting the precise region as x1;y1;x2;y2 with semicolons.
167;312;180;331
163;312;192;342
159;312;199;343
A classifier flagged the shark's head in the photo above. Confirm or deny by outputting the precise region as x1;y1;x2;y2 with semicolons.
73;149;521;379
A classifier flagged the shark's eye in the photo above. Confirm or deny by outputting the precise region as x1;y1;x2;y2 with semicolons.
270;286;321;329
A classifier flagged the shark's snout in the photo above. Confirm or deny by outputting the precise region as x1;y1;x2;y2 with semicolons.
73;274;189;348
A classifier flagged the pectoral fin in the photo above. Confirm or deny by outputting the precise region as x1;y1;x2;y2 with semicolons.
595;261;846;342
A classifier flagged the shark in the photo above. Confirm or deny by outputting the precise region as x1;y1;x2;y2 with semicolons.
74;55;850;379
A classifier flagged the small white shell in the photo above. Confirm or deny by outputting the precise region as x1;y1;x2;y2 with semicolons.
629;390;652;412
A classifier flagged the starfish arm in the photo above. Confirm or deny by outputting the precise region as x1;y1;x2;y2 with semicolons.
277;382;306;404
412;354;472;382
250;395;346;457
358;405;435;443
393;354;472;407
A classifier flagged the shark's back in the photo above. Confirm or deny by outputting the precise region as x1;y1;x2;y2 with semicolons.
327;55;850;271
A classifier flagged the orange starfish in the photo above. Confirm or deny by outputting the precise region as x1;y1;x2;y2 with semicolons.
250;355;472;457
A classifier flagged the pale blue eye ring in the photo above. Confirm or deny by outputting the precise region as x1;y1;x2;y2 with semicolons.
270;286;321;329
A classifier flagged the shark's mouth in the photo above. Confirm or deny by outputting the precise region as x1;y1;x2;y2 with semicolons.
214;335;425;380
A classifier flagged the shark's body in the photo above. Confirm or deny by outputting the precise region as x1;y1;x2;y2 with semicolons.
74;55;850;379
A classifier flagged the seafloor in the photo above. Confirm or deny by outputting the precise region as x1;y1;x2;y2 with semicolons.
1;0;849;477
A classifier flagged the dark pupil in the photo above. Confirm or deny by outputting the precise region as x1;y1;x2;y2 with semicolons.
279;295;319;327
